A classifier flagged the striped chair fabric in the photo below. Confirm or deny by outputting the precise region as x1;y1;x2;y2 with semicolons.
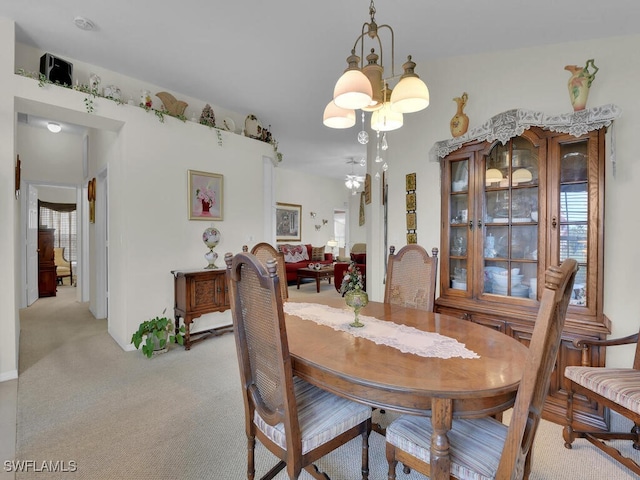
255;376;372;455
386;415;507;480
563;329;640;475
564;367;640;414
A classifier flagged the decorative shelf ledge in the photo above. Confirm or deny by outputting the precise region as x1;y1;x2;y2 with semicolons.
430;104;622;162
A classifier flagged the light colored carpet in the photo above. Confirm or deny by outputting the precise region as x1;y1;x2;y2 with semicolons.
14;282;639;479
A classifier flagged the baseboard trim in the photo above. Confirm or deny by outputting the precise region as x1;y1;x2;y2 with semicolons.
0;370;18;382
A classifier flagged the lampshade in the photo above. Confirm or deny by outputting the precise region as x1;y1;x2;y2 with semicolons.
333;52;373;110
323;101;356;129
371;86;403;131
47;122;61;133
327;240;338;247
390;56;430;114
485;168;503;186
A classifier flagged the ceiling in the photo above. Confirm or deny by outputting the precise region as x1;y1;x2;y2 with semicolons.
3;1;640;180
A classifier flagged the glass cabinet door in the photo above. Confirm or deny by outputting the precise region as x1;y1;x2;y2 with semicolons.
448;159;469;291
482;137;539;299
554;138;590;308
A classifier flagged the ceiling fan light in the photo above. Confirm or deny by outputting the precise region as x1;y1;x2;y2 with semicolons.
47;122;61;133
390;56;430;113
323;101;356;129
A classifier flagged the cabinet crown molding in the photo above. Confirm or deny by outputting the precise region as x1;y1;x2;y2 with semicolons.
431;104;621;161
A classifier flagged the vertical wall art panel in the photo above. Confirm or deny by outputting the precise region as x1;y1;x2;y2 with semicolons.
406;173;417;244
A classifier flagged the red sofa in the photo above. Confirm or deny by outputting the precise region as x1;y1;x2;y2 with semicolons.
278;244;333;283
334;252;366;293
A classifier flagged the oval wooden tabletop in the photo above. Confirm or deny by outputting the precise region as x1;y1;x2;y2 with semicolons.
286;298;528;416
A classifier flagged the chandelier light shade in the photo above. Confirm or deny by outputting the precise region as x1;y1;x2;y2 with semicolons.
324;0;430;130
323;101;356;129
333;52;373;110
390;56;430;113
370;85;403;131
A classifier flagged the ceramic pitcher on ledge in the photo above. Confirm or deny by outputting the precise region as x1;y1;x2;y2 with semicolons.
565;59;598;111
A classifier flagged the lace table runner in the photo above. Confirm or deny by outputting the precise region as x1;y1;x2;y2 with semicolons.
283;302;479;360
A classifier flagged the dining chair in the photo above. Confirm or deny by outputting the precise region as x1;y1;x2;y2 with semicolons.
385;258;578;480
563;327;640;475
243;242;288;301
384;245;439;312
225;252;372;480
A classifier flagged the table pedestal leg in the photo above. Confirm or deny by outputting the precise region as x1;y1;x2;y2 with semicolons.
431;398;452;479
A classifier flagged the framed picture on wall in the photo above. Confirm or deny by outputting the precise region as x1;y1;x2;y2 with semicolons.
188;170;224;220
276;202;301;241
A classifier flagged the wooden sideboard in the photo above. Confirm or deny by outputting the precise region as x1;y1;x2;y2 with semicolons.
38;227;57;297
171;268;232;350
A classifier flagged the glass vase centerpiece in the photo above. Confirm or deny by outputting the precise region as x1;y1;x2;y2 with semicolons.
202;226;221;269
340;262;368;327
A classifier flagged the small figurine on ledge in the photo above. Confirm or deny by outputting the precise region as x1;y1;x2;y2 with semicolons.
156;91;188;117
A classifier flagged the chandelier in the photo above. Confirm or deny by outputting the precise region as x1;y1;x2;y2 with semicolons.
322;0;430;131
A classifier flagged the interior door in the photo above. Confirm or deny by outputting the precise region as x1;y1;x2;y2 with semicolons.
27;184;38;305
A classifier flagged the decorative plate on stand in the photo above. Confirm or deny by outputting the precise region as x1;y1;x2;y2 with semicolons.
244;114;262;139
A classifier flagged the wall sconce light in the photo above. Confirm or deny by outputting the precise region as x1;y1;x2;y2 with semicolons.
310;212;317;218
322;219;328;225
315;224;322;231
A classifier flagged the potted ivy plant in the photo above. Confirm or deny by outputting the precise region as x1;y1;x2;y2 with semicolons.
131;310;185;358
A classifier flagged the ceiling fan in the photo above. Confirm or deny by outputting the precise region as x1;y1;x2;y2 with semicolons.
345;158;366;195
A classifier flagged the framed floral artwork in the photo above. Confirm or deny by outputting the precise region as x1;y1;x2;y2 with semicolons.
276;202;301;241
188;170;223;220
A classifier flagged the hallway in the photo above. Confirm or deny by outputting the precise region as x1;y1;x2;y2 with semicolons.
1;286;87;479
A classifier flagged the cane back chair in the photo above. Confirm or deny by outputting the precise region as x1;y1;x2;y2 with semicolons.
384;245;439;312
225;252;371;480
385;259;578;480
243;242;288;301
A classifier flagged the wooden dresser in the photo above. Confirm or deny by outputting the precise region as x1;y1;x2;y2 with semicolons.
38;227;57;297
171;268;232;350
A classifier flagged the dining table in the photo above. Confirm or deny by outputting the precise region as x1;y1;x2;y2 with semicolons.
284;297;529;480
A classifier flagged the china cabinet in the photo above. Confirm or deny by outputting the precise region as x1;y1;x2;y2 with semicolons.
436;125;611;430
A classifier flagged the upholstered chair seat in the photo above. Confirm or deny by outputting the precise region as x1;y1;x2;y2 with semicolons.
254;376;372;455
387;415;508;480
565;367;640;414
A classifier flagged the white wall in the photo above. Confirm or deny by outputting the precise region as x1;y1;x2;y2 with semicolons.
0;18;350;379
0;17;18;381
275;168;350;248
382;34;640;367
